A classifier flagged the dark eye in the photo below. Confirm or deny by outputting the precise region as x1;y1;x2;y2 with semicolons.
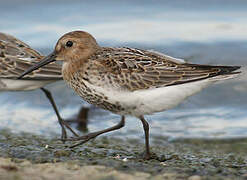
66;41;73;47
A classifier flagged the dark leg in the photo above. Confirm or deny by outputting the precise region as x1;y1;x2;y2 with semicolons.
139;116;151;160
40;88;79;142
76;107;89;133
65;107;89;133
69;116;125;148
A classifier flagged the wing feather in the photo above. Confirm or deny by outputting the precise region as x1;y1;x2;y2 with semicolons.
0;32;62;80
92;47;240;91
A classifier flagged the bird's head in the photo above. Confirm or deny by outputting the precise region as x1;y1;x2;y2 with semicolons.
18;31;98;79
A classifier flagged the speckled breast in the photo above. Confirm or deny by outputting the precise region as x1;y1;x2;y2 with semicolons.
66;73;125;114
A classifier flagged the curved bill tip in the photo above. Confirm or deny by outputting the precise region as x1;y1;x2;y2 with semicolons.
18;52;57;79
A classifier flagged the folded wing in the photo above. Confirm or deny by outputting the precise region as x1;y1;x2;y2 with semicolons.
96;47;240;91
0;32;62;80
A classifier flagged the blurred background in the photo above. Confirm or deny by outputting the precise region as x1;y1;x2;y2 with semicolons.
0;0;247;142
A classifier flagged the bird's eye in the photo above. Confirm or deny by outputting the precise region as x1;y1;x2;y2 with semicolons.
65;41;73;47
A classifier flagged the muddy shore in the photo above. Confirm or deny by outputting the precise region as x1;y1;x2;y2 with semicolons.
0;129;246;179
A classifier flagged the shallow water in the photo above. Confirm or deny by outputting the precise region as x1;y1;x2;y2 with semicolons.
0;0;247;141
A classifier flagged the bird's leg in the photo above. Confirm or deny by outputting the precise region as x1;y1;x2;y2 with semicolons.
69;116;125;148
139;115;151;160
40;88;79;142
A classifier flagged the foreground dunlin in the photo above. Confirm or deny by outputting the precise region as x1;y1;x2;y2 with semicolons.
19;31;240;159
0;32;78;141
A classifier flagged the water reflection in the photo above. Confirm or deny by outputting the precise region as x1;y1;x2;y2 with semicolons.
65;107;90;133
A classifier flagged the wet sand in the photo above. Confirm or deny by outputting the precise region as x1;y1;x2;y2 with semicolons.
0;129;246;179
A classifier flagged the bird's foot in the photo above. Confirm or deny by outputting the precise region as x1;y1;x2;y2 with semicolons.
140;151;158;160
60;126;67;144
58;119;80;143
66;132;98;141
64;132;99;148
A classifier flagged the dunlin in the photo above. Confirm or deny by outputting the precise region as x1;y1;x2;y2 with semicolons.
19;31;240;159
0;32;78;141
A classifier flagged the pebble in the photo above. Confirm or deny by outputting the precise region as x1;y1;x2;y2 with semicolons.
188;175;202;180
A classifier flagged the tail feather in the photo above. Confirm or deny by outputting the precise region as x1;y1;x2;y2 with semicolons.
204;65;241;81
216;65;241;75
169;64;242;86
191;64;241;76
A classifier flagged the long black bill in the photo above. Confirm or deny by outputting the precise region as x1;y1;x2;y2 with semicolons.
18;52;57;79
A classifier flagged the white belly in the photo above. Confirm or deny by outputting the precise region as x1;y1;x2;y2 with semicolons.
0;78;57;91
126;80;212;116
82;78;216;117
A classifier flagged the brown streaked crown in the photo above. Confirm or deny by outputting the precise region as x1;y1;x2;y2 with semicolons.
54;31;99;62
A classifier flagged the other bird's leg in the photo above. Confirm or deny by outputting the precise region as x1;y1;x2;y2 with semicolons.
40;88;79;142
69;116;125;148
139;115;151;160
